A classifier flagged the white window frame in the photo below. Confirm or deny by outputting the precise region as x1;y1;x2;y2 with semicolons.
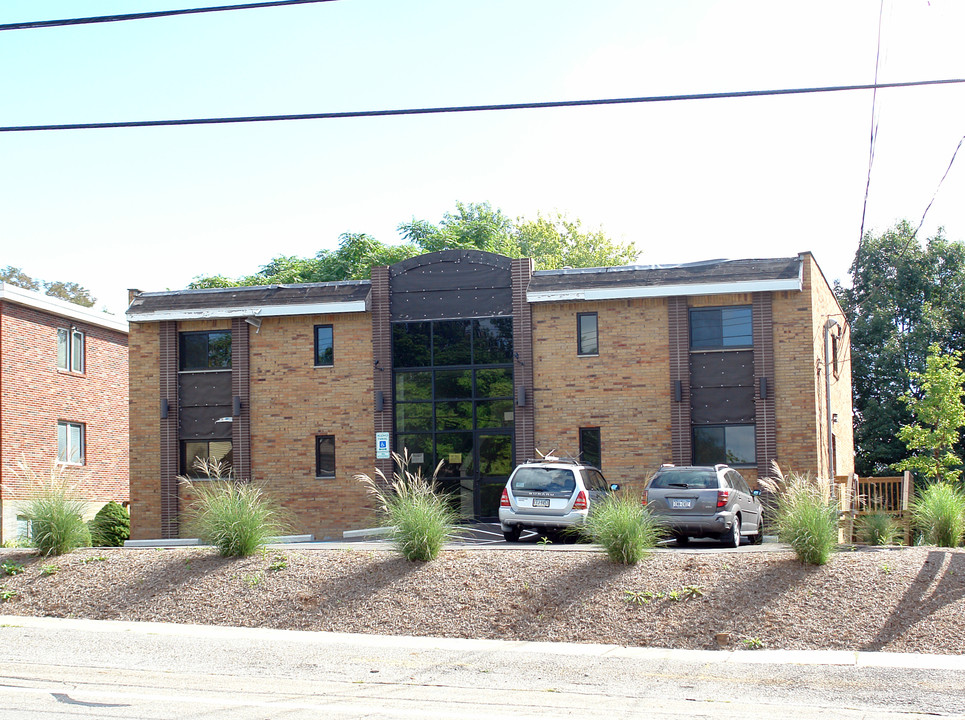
57;421;86;465
57;327;85;373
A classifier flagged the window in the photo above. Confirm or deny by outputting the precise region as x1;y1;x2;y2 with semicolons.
57;328;85;373
315;435;335;478
182;440;233;476
577;313;598;355
314;325;334;367
693;425;755;466
57;421;85;465
179;331;231;371
690;307;752;350
579;426;602;468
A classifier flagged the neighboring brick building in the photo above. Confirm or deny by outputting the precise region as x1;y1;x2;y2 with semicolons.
0;283;129;542
126;250;853;540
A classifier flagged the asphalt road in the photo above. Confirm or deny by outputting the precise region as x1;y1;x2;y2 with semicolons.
1;616;963;720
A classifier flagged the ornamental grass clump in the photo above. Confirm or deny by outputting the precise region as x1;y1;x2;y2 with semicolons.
15;459;91;557
355;451;459;562
856;511;902;546
181;460;291;557
758;463;839;565
911;482;965;547
581;492;663;565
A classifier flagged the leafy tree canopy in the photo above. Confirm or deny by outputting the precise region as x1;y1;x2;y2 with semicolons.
1;266;96;307
837;221;965;476
190;202;639;288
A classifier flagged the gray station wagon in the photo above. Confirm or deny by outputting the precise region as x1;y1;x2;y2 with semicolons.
645;464;763;547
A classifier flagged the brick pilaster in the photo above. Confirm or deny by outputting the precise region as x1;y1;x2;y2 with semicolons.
511;258;535;463
159;321;179;538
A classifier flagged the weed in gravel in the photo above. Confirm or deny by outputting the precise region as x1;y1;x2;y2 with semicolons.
624;590;663;606
536;536;553;546
242;573;262;588
80;556;107;564
181;460;292;558
741;637;765;650
759;464;838;565
1;562;25;576
355;450;460;562
0;587;17;602
268;555;288;572
40;565;59;576
581;492;662;565
911;482;965;547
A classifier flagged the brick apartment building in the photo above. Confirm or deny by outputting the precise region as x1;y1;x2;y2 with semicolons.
126;250;853;541
0;282;129;542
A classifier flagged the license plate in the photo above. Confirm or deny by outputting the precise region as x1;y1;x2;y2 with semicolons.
533;498;550;508
670;498;693;509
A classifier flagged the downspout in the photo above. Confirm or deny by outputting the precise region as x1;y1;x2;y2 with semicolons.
824;318;840;478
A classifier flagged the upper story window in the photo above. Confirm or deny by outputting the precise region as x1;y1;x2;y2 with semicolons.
314;325;334;367
57;421;85;465
179;331;231;371
690;307;752;350
57;328;85;373
577;312;598;356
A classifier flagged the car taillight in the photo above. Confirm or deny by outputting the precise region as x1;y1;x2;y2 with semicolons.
573;490;588;510
642;490;649;506
500;488;511;508
717;489;731;508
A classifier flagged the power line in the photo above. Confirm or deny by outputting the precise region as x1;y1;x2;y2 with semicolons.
0;0;341;32
2;78;963;133
857;0;887;254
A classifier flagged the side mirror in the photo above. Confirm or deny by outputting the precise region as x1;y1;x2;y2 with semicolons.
609;483;620;492
751;489;761;496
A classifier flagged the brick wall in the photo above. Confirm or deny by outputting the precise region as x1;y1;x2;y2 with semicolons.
1;301;129;542
245;312;376;540
128;321;160;539
532;298;672;487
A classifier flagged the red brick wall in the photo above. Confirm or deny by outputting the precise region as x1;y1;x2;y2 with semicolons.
1;301;128;541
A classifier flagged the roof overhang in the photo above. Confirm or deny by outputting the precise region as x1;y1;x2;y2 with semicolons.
126;300;369;323
0;282;128;333
527;276;803;303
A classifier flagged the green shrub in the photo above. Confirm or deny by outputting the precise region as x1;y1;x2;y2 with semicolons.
89;501;130;547
759;465;839;565
355;451;459;562
181;475;291;557
856;511;901;546
911;482;965;547
581;492;662;565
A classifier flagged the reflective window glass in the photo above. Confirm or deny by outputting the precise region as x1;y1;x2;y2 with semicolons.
392;322;431;368
435;369;472;399
473;318;513;364
433;320;472;366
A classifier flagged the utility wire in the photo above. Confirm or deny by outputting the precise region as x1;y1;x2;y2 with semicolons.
0;0;340;32
856;0;887;254
2;78;963;133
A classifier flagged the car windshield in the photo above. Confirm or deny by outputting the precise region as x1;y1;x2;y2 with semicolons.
511;467;577;493
649;470;717;489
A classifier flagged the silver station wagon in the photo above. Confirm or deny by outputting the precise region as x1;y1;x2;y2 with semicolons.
645;464;764;547
498;458;616;542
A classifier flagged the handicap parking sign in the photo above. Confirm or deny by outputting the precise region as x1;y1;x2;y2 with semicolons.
376;432;390;459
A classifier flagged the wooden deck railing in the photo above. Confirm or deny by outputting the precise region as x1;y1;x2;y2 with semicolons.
850;471;913;543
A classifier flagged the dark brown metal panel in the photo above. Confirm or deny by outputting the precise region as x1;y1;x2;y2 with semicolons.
691;386;756;424
667;297;691;465
159;321;179;539
179;406;233;440
178;373;232;407
391;288;513;321
512;258;534;463
231;318;252;481
371;266;393;480
753;293;777;478
690;351;755;388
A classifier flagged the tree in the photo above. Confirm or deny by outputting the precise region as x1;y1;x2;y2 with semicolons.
514;213;639;270
1;266;96;307
837;221;965;475
893;345;965;484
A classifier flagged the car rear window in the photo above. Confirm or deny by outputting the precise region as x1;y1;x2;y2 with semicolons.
649;470;719;489
511;467;578;493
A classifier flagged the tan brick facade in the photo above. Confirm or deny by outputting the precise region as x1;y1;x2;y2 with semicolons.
1;297;129;542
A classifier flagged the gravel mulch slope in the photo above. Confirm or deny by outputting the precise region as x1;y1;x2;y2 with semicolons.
1;545;963;654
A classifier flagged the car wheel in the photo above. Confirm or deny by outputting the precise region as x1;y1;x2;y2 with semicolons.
750;517;764;545
503;526;522;542
674;535;690;546
722;515;741;548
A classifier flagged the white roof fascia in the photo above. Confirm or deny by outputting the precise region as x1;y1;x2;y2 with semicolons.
0;282;128;333
126;300;369;323
527;277;803;304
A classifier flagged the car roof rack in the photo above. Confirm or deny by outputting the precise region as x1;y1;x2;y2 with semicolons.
522;455;581;466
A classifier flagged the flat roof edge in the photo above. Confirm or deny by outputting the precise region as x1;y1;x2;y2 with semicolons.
0;282;128;333
527;277;803;303
126;300;369;322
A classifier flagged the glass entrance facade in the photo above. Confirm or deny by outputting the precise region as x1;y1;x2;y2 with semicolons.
392;318;514;519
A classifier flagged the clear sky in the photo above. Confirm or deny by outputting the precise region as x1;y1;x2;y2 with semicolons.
2;0;964;315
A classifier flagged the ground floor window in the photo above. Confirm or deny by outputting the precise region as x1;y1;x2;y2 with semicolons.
57;421;85;465
182;440;233;476
579;426;602;468
315;435;335;478
693;424;755;466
